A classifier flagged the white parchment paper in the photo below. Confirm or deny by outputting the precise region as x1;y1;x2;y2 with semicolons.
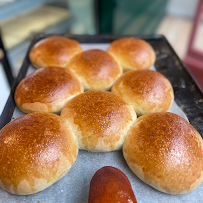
0;43;201;203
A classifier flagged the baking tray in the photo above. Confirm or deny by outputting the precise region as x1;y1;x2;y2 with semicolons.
0;34;203;203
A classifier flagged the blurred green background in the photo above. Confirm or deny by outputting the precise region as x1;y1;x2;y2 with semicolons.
98;0;168;34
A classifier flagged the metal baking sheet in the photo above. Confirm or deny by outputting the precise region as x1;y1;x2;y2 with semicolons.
0;34;203;203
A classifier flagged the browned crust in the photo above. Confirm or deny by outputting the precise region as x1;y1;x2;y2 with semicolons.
61;90;137;152
66;49;122;90
88;166;137;203
111;69;174;116
14;67;83;113
107;38;156;71
29;36;82;69
123;112;203;194
0;112;78;195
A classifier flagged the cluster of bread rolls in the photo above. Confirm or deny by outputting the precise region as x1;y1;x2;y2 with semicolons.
0;36;203;198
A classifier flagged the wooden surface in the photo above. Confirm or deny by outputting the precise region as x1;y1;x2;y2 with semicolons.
156;15;193;59
0;6;70;50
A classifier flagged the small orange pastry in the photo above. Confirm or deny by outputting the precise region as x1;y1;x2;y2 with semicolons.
88;166;137;203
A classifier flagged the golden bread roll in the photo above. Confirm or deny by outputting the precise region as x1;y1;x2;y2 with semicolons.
15;67;83;113
61;90;137;152
66;49;122;90
107;38;156;71
123;112;203;194
0;112;78;195
111;69;174;116
29;36;82;69
88;166;137;203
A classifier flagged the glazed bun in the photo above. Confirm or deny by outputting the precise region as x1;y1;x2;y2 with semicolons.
123;112;203;194
61;90;137;152
112;69;174;116
15;66;83;113
89;166;137;203
107;38;156;72
0;112;78;195
29;36;82;69
66;49;122;90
